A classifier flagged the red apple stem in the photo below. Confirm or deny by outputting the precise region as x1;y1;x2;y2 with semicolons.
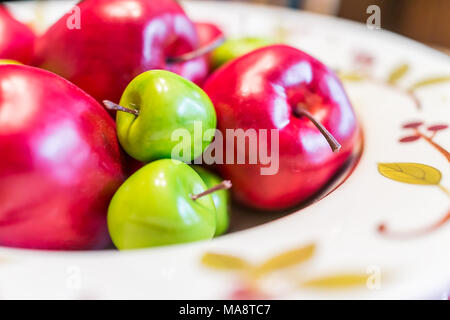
103;100;139;116
167;35;226;64
191;180;232;201
295;105;341;153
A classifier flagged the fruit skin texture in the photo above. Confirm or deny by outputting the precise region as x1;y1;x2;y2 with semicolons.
0;5;36;64
108;159;216;250
211;37;272;70
203;45;360;210
192;166;230;236
116;70;216;163
0;65;125;250
33;0;208;103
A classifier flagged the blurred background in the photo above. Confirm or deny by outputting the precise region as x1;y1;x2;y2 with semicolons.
4;0;450;53
205;0;450;51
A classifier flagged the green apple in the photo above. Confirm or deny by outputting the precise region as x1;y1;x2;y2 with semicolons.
0;59;22;65
211;37;272;69
106;70;216;163
192;166;230;236
108;159;217;250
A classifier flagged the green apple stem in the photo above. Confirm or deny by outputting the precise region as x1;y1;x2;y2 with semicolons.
167;36;226;64
295;105;341;153
191;180;232;201
103;100;139;116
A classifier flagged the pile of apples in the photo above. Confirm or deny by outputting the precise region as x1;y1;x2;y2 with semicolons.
0;0;359;251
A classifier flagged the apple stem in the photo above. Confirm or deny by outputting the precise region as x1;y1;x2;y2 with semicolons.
103;100;139;116
295;105;341;152
191;180;232;201
167;36;226;64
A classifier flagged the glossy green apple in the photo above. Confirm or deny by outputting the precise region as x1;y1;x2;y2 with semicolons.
113;70;216;163
108;159;216;250
211;37;272;69
0;59;22;65
192;166;230;236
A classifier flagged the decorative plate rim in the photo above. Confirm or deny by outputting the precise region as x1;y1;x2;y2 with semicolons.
0;0;449;300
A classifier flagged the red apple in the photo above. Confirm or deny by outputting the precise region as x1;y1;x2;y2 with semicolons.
203;45;360;210
0;65;126;250
33;0;208;103
0;5;36;64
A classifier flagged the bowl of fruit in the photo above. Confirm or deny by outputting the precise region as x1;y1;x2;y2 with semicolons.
0;0;449;299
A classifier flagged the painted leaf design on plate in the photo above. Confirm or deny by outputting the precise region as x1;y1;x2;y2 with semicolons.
388;63;409;84
255;243;316;275
378;163;442;185
201;252;250;271
427;124;448;132
402;121;423;129
409;76;450;91
302;273;368;289
399;135;420;143
338;72;364;82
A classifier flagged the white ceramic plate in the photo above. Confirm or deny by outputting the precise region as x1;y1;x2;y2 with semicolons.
1;0;449;299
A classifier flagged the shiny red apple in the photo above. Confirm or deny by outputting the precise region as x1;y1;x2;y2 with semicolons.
33;0;208;103
0;5;36;64
203;45;360;210
0;65;126;250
